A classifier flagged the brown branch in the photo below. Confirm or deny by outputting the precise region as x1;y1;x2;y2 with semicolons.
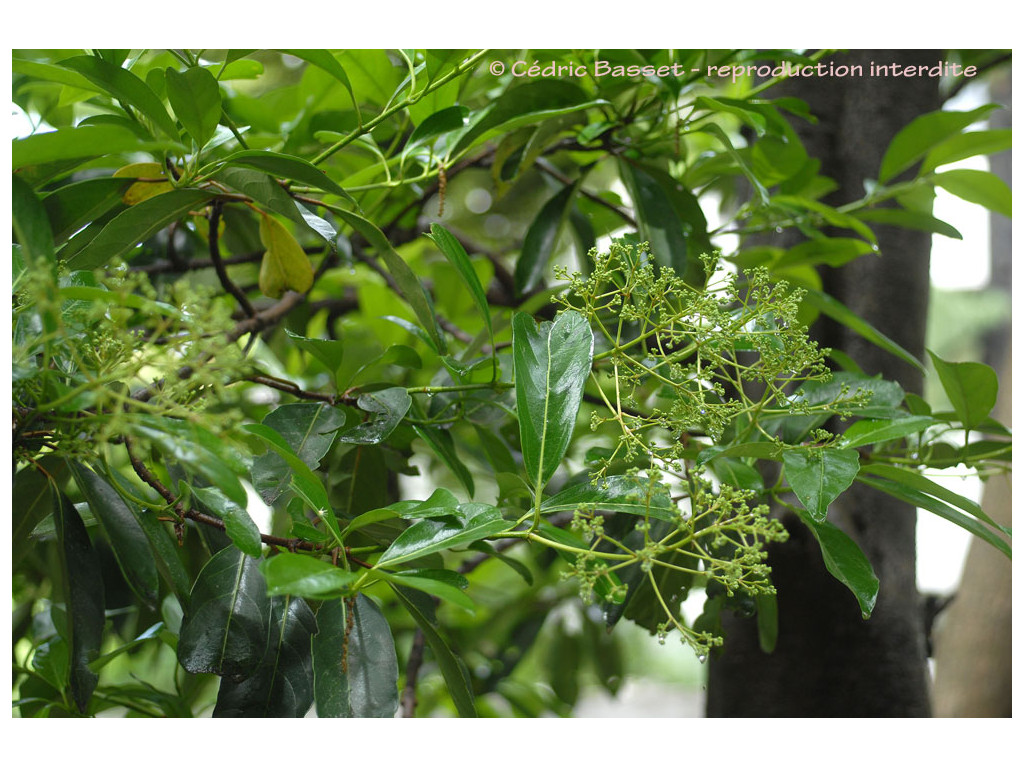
207;201;256;317
400;629;427;717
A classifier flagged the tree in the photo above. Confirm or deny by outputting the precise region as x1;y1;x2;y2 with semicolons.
11;48;1011;718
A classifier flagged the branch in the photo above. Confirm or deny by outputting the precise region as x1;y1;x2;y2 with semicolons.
206;201;255;317
400;629;426;717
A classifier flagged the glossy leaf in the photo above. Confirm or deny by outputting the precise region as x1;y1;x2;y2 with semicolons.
855;208;962;239
177;547;271;679
839;415;936;449
338;387;412;445
214;595;317;717
165;66;222;149
244;424;334;518
313;595;399;718
69;463;160;607
783;447;860;522
189;484;263;559
413;425;475;497
795;509;879;618
59;55;180;139
391;586;476;717
378;569;475;612
921;128;1012;174
260;552;359;599
13;174;55;265
515;183;578;295
376;503;512;568
285;329;346;386
878;104;997;183
857;473;1011;558
932;169;1011;218
222;149;353;201
258;212;315;298
13;458;66;569
13;124;163;169
541;475;679;523
618;160;712;287
41;177;131;244
251;403;346;505
52;488;105;712
69;189;213;269
512;310;594;492
927;350;999;430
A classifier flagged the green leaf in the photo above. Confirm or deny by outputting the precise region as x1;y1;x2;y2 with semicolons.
512;310;594;492
618;160;712;287
878;104;998;183
390;586;476;717
860;464;1010;535
839;415;936;449
776;237;875;269
378;569;476;612
756;593;779;653
189;484;264;559
164;66;222;149
69;463;160;607
244;424;334;519
59;55;179;139
338;387;412;445
177;547;272;679
251;403;345;505
13;124;166;169
920;129;1012;174
795;509;879;618
68;188;213;269
541;475;679;523
927;350;999;430
313;595;399;718
697;441;783;464
428;224;494;357
214;595;317;717
515;183;578;295
260;552;359;599
783;447;860;522
800;287;924;372
332;208;446;353
285;329;346;386
376;503;513;568
13;174;55;265
931;169;1011;219
52;488;105;712
42;177;132;245
222;149;353;202
13;458;66;569
280;49;360;123
857;473;1010;559
406;106;468;151
413;425;475;497
855;208;962;240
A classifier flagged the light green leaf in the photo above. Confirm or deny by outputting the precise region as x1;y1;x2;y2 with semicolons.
878;104;998;183
855;208;962;240
932;169;1011;219
921;129;1012;174
13;174;55;266
541;475;679;523
258;212;314;298
512;310;594;492
13;124;169;169
260;552;359;599
428;224;494;358
783;447;861;522
376;503;512;568
189;484;264;559
515;183;579;295
378;569;475;612
165;66;222;149
927;350;999;430
839;415;936;449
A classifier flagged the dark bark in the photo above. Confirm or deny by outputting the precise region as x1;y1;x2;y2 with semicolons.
706;50;942;717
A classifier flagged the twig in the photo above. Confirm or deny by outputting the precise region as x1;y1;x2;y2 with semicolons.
400;629;427;717
206;201;255;317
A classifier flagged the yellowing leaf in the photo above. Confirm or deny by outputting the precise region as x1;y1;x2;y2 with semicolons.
258;213;314;298
113;162;173;205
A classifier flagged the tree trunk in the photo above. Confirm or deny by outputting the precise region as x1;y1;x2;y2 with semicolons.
706;50;941;717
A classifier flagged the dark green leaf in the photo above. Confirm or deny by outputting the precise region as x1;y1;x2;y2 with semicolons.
177;547;271;679
52;488;105;712
69;463;160;607
338;387;412;445
512;310;594;492
13;458;66;569
931;169;1011;219
285;329;346;386
515;183;578;295
43;177;131;244
756;593;779;653
13;174;55;265
222;149;353;202
165;66;222;149
413;425;475;497
59;55;179;139
313;595;399;717
928;350;999;430
376;503;512;568
251;403;345;505
839;415;936;449
795;509;879;618
878;104;998;183
855;208;962;239
68;189;213;269
280;49;360;123
406;106;468;150
428;224;494;357
618;160;712;287
214;595;317;717
541;474;679;523
260;552;359;599
391;586;476;717
244;424;334;521
783;447;860;522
